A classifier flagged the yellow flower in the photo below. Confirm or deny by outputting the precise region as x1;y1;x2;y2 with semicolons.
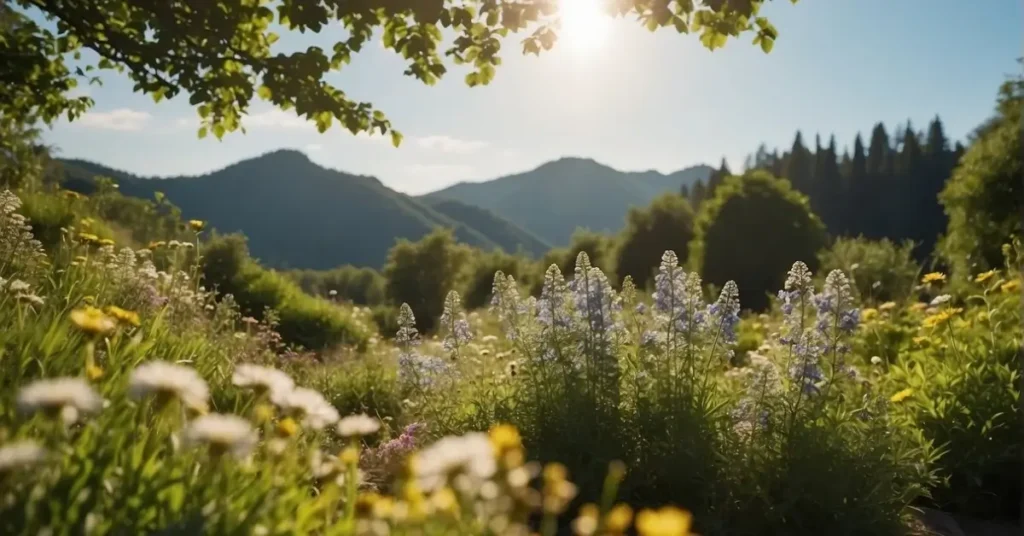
77;232;99;244
878;301;897;311
339;445;360;466
573;503;600;536
98;238;115;247
909;302;927;312
975;270;997;283
276;417;299;438
922;308;963;329
104;305;140;327
86;364;104;381
430;487;459;515
489;423;522;454
635;506;693;536
606;503;634;534
976;311;990;322
861;308;878;322
921;272;946;285
70;306;116;337
1000;279;1020;293
912;336;930;347
890;388;913;403
189;220;206;232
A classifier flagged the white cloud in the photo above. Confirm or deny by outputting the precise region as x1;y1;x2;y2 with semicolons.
305;143;323;152
242;109;309;130
416;135;489;154
76;108;151;131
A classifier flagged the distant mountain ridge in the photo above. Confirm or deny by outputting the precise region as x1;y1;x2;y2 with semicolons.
58;150;549;269
422;157;712;245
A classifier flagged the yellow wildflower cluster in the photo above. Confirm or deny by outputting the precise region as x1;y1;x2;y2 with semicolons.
105;306;141;328
921;272;946;286
878;301;897;312
922;308;963;329
189;220;206;232
1001;279;1020;294
974;270;997;283
890;388;913;403
861;308;879;322
69;306;117;337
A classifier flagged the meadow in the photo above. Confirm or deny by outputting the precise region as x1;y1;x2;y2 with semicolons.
0;179;1019;535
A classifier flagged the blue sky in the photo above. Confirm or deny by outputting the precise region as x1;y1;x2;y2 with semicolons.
40;0;1022;195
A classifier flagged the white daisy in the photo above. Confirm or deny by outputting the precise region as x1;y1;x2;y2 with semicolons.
7;279;30;293
232;364;294;395
870;356;884;366
128;361;210;411
272;387;339;431
16;293;44;306
0;440;48;473
413;432;497;491
930;294;952;306
17;377;103;421
336;413;380;438
183;413;257;458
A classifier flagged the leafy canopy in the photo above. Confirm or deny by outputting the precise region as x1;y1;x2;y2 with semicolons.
3;0;791;144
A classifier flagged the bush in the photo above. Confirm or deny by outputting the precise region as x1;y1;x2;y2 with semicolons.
461;250;533;310
614;192;696;289
690;171;827;310
288;265;386;306
817;237;920;303
383;228;469;332
884;263;1021;519
938;77;1023;276
201;234;368;351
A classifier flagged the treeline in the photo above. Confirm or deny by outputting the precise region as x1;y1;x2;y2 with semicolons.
685;117;964;259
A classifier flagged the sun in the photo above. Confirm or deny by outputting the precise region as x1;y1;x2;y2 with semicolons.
557;0;613;54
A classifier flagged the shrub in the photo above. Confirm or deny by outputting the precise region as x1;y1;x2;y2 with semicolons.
884;262;1021;519
461;249;532;310
288;265;386;306
938;76;1023;275
690;171;827;310
614;192;696;289
817;237;920;303
383;228;469;332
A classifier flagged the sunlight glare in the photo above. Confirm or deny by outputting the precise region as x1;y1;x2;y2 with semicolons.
557;0;613;54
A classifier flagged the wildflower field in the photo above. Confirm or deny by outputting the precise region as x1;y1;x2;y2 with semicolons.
0;183;1019;536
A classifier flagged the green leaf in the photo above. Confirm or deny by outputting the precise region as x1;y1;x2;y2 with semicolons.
391;130;404;147
197;127;207;139
759;35;774;53
257;85;273;99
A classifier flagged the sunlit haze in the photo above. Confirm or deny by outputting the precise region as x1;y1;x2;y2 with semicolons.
558;0;613;54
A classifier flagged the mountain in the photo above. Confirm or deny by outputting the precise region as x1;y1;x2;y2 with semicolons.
422;198;550;257
58;150;548;269
422;157;713;245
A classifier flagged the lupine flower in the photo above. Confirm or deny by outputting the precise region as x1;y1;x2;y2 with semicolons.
490;271;526;341
439;290;472;355
536;264;571;329
183;413;257;458
337;413;381;438
708;281;741;345
412;432;497;491
17;377;103;423
372;422;424;464
398;353;449;389
272;387;339;431
232;364;294;395
395;304;419;347
0;440;48;473
128;361;210;412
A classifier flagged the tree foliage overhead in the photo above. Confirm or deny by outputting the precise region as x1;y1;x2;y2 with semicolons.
3;0;791;142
